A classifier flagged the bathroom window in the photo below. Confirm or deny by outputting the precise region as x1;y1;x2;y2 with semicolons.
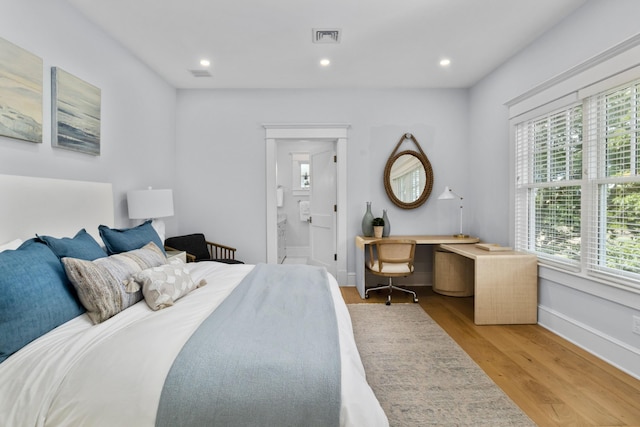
292;152;310;195
300;162;310;189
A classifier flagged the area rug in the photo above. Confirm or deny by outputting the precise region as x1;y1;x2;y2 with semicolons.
347;304;536;426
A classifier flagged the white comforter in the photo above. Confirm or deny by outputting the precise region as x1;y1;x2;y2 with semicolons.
0;262;388;427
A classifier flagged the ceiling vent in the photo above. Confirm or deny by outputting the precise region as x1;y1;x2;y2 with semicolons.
312;29;341;43
189;69;212;78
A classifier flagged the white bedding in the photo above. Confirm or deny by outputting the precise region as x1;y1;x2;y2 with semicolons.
0;262;388;427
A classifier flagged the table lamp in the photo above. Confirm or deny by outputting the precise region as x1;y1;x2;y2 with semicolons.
127;187;174;242
438;186;468;238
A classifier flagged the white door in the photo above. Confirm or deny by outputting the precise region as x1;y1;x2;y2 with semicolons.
309;149;337;277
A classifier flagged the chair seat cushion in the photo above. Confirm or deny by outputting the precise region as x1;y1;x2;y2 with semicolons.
164;234;210;261
368;261;413;274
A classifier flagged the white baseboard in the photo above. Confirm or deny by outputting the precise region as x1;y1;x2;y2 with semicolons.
538;305;640;380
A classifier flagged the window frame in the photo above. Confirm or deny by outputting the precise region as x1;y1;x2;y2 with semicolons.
514;78;640;291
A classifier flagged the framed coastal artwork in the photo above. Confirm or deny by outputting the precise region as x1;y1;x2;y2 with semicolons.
0;37;43;143
51;67;101;155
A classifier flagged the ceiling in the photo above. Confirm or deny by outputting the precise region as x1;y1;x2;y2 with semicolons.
65;0;587;89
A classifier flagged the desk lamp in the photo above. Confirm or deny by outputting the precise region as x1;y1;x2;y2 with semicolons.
438;186;468;238
127;187;174;242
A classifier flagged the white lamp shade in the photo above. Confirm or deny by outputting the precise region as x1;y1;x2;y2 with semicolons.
127;189;174;219
438;186;456;200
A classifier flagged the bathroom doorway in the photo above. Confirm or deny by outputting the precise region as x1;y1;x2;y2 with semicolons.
275;143;336;273
264;124;349;285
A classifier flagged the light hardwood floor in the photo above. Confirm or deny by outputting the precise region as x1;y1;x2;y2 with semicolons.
340;286;640;426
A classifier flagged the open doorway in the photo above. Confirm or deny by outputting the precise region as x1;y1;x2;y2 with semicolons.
275;143;336;272
264;124;349;285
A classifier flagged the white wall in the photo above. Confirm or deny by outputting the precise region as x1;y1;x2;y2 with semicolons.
469;0;640;378
0;0;177;234
175;89;468;267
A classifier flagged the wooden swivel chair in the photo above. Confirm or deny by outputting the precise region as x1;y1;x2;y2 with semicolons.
365;239;418;305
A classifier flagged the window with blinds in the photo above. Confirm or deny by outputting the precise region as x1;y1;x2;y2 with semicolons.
515;78;640;289
515;105;583;267
584;80;640;285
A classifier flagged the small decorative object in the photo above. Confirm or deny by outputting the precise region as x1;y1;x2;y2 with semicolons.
475;243;512;251
52;67;101;155
382;209;390;237
372;217;385;238
361;202;374;237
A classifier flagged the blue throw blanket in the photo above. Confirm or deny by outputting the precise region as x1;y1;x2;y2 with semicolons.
156;263;341;427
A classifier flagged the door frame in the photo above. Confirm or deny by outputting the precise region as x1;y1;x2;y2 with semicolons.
264;123;349;285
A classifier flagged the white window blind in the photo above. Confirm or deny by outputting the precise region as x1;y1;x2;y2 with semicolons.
584;79;640;286
515;104;583;267
515;77;640;290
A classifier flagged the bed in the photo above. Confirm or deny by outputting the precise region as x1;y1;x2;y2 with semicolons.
0;174;388;427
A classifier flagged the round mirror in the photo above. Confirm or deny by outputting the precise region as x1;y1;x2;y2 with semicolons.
384;150;433;209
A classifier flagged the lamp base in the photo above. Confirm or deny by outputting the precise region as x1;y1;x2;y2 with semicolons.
453;233;469;238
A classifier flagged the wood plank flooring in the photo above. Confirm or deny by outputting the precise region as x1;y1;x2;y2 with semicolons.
340;286;640;426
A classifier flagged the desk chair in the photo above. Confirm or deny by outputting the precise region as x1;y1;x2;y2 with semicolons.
365;239;418;305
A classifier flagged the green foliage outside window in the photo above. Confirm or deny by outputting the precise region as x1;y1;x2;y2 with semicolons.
602;84;640;275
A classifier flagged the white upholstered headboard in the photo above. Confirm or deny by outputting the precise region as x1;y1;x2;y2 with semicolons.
0;174;114;244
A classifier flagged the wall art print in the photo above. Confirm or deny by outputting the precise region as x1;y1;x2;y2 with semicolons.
52;67;101;155
0;37;43;143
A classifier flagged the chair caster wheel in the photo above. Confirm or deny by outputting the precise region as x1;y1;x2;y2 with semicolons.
385;300;391;306
413;298;419;303
365;294;370;299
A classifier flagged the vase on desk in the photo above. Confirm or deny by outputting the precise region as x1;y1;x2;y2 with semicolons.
382;209;390;237
361;202;374;237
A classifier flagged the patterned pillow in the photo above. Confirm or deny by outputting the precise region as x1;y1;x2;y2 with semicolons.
62;242;167;324
132;259;207;311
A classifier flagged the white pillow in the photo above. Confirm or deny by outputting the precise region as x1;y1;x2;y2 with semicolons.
0;238;23;252
132;260;207;311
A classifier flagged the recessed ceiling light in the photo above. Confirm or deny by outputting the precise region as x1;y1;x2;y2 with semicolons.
200;59;211;67
439;58;451;67
320;58;331;67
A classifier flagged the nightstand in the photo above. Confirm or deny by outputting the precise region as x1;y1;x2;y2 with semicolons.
165;250;187;263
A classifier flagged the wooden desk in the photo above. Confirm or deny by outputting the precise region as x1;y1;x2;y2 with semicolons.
355;235;479;299
439;244;538;325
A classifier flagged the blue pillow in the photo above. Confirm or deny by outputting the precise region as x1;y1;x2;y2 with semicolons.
99;220;165;255
38;229;107;261
0;239;85;363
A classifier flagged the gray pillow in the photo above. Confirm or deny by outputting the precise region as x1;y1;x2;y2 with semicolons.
62;242;167;324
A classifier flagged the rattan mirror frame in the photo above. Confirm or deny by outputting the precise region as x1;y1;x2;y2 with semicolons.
383;133;433;209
